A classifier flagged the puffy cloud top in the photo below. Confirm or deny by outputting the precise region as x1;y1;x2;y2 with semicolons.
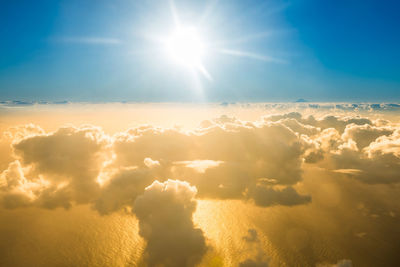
134;180;207;267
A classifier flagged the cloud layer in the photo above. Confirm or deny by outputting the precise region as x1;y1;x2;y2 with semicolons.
1;109;400;266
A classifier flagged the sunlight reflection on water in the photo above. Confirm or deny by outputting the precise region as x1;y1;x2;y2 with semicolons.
194;200;283;267
0;206;144;267
1;201;285;267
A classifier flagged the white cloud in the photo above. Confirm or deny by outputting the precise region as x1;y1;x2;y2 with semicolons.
143;157;160;168
133;180;207;267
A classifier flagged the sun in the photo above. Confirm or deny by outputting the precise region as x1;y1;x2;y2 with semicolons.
146;1;283;84
166;26;205;68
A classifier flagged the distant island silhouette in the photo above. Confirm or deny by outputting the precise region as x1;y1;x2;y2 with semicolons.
294;98;308;103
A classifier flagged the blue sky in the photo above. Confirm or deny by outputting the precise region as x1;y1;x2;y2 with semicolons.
0;0;399;102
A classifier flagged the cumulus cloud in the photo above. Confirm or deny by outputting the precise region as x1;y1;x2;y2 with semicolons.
133;180;207;267
1;125;111;209
2;110;400;213
3;124;44;142
13;126;109;180
112;117;309;204
93;167;154;214
0;160;46;209
143;157;160;168
327;128;400;184
341;123;393;150
264;112;372;133
0;117;314;212
267;113;400;184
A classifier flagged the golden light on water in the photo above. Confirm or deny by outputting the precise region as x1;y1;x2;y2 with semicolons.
194;200;282;266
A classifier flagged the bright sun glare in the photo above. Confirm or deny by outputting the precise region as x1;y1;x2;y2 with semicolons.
166;26;205;68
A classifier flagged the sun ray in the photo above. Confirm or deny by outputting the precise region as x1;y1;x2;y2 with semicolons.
219;49;287;64
209;31;273;47
169;0;180;27
140;32;166;44
198;64;213;81
190;68;205;100
198;0;220;26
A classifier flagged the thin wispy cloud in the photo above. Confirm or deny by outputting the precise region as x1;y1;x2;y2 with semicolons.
52;36;122;45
